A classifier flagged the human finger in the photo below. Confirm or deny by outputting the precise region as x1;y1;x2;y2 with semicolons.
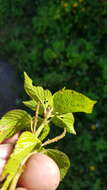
3;133;20;144
0;144;14;159
18;153;60;190
16;188;27;190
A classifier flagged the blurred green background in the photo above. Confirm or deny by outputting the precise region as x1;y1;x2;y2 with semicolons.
0;0;107;189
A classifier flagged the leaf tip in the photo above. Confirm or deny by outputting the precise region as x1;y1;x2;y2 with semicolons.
24;71;27;78
71;128;76;135
87;99;97;114
73;130;77;135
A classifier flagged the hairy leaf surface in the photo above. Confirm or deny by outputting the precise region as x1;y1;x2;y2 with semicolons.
53;89;96;114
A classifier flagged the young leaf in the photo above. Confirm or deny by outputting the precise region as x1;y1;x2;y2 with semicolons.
44;89;53;109
0;110;32;143
43;149;70;180
1;131;41;190
24;72;44;105
23;99;44;114
24;72;53;110
23;99;37;111
53;89;96;114
52;113;76;134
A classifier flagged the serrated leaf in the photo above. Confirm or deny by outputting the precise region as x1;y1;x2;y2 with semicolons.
43;149;70;180
53;89;96;114
24;72;53;110
1;131;41;190
0;110;32;143
52;113;76;134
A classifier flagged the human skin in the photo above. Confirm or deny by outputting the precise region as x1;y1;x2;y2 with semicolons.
0;134;19;182
18;153;60;190
0;134;60;190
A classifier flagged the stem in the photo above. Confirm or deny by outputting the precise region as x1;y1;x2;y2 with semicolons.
30;120;33;133
33;103;40;133
36;107;53;137
42;128;66;147
35;117;48;137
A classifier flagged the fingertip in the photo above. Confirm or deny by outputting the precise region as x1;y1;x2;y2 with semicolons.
16;188;27;190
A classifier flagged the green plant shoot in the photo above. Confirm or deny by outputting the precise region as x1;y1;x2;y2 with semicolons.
0;72;96;190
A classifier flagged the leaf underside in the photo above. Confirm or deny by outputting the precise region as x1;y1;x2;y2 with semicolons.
24;72;53;110
52;113;76;134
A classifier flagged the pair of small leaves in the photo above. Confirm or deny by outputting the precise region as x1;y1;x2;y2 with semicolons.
24;73;96;134
23;98;75;134
0;110;32;143
24;72;96;114
1;131;41;190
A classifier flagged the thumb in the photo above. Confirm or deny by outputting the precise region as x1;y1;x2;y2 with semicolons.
16;188;27;190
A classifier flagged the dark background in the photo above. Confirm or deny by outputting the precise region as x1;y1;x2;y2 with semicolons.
0;0;107;189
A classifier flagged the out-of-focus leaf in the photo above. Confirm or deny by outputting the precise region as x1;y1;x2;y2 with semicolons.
0;110;32;143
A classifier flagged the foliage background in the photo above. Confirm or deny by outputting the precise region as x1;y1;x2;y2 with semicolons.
0;0;107;189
